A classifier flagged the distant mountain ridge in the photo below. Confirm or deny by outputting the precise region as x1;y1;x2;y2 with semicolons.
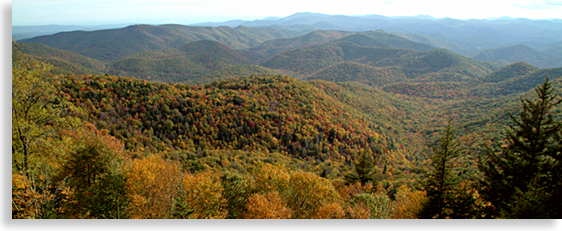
472;44;562;68
192;12;562;55
18;14;562;70
17;23;561;102
18;28;504;86
20;24;306;61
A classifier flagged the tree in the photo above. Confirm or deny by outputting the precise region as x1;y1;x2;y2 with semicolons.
180;172;227;219
61;123;129;218
12;45;80;177
345;150;377;186
11;46;81;219
244;191;292;219
349;193;391;219
419;120;475;218
390;185;427;219
126;154;183;219
479;78;562;218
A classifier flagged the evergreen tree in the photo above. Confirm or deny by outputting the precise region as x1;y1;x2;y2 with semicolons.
419;120;476;218
345;150;377;186
479;78;562;218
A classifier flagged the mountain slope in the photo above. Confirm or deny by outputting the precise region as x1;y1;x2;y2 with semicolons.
264;41;500;83
18;27;499;91
471;66;562;97
105;40;251;83
472;45;562;68
61;74;394;162
16;43;108;75
307;61;406;87
349;31;435;52
20;24;305;61
241;30;353;60
481;61;539;83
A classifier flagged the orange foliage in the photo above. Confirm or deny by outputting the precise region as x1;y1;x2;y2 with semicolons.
12;173;71;219
315;202;346;219
345;204;371;219
389;185;427;219
244;191;292;219
334;181;375;202
126;155;183;219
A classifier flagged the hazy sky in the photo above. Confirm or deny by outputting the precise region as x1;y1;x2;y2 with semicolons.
12;0;562;26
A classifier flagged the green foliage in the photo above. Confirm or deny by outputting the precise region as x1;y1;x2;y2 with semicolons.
220;172;252;219
419;120;477;218
14;33;562;219
16;43;108;75
12;44;81;177
350;193;391;219
346;151;377;186
479;78;562;218
86;173;129;219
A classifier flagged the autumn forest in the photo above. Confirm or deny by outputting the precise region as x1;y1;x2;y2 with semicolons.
11;17;562;219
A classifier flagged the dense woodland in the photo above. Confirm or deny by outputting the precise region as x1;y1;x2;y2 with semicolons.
11;22;562;219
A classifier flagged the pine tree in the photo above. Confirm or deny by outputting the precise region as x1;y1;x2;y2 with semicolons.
479;78;562;218
419;120;476;218
345;150;377;186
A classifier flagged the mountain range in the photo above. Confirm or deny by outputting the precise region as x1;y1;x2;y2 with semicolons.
17;12;562;69
12;14;562;218
15;17;562;150
193;12;562;54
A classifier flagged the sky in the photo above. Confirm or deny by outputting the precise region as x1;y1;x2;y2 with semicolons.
10;0;562;26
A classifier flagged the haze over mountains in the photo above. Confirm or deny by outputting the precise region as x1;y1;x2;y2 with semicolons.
15;12;562;69
15;11;562;118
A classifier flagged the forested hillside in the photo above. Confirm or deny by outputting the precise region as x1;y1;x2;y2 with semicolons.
12;18;562;219
472;45;562;68
20;24;305;60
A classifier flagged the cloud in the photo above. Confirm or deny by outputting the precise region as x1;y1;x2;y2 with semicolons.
543;0;562;6
511;1;558;10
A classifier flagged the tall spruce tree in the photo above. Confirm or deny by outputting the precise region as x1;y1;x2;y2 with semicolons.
479;78;562;218
345;150;377;186
419;120;461;218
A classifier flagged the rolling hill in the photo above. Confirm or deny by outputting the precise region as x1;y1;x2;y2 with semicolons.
382;61;562;100
104;40;251;83
264;41;500;84
15;43;108;75
18;26;502;92
12;17;562;219
472;44;562;68
240;30;353;61
20;24;305;61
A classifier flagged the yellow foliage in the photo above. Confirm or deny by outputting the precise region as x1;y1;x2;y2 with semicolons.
181;171;227;219
12;173;72;219
389;185;427;219
244;191;292;219
252;163;290;194
285;171;340;219
345;204;371;219
126;154;182;219
315;202;345;219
